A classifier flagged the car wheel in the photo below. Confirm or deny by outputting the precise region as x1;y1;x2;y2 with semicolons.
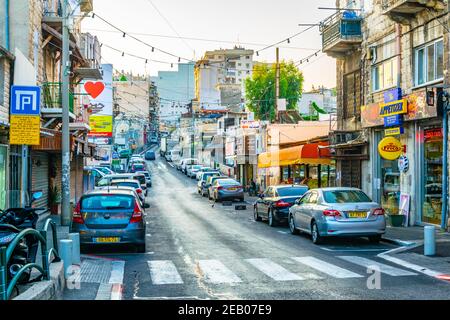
268;209;278;227
369;235;382;243
311;221;322;244
136;244;146;253
289;214;299;235
254;206;262;221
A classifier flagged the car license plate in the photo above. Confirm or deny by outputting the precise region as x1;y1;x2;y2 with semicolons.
94;237;120;243
228;187;237;191
348;212;367;218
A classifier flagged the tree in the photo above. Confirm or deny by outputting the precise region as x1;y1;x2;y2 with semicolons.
244;61;304;122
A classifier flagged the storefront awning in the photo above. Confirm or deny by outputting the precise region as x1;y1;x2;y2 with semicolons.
258;142;332;168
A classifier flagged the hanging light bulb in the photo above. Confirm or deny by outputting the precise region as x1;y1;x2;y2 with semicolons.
123;32;126;38
306;59;309;63
145;59;148;64
171;63;174;68
287;38;290;44
152;47;155;52
178;57;181;63
256;52;259;56
122;52;125;57
315;52;318;56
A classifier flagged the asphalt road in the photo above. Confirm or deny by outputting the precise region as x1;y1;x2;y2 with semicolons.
78;155;450;300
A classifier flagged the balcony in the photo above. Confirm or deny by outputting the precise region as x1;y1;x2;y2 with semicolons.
42;82;76;119
79;0;93;13
382;0;447;24
320;11;363;58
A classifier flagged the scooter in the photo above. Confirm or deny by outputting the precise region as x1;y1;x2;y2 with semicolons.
0;191;45;284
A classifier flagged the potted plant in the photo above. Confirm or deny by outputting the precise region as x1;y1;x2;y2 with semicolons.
385;193;404;227
48;185;61;215
388;213;405;227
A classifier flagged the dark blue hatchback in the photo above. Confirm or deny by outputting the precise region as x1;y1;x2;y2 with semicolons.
145;151;156;160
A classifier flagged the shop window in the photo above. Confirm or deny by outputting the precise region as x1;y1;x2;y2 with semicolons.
381;158;400;215
422;128;443;225
414;39;444;86
343;71;362;118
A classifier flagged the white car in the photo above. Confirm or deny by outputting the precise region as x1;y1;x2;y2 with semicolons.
180;158;198;174
196;167;214;180
186;165;203;179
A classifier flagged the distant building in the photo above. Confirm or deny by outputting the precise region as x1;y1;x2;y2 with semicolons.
151;63;195;124
195;47;254;111
298;87;337;115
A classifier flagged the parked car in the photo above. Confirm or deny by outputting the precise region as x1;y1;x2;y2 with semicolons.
96;173;148;196
206;176;230;199
197;171;221;195
211;179;244;202
109;179;146;204
141;171;152;188
288;188;386;244
129;162;147;173
145;151;156;161
70;189;148;252
186;165;203;179
119;149;131;159
254;185;309;227
84;167;106;186
195;167;215;180
180;158;198;174
91;166;115;175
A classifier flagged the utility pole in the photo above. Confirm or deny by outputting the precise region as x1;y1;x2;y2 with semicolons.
61;0;71;226
191;101;195;159
275;47;280;123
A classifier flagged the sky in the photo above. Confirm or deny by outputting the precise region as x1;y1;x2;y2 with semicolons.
82;0;338;91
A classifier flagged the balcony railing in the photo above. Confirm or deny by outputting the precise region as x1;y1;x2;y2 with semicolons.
43;0;62;17
320;11;363;58
42;82;74;114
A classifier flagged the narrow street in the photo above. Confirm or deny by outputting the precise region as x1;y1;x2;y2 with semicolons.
65;155;450;300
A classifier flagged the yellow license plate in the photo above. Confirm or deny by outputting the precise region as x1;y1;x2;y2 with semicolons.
348;212;367;218
94;237;120;243
228;188;237;191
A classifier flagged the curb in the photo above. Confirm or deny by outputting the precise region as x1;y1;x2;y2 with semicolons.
14;261;65;300
380;237;417;247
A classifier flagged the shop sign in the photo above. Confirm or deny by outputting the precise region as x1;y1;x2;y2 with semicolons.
88;115;113;138
424;128;443;141
378;136;403;160
379;99;408;117
384;88;402;103
385;127;404;136
384;114;403;128
398;155;409;173
241;120;260;129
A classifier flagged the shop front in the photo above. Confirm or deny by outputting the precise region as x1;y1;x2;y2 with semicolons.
257;142;335;189
362;88;445;227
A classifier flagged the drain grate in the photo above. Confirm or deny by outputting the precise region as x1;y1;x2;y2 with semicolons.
73;259;112;284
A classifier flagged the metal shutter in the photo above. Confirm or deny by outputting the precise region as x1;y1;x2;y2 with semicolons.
31;152;49;209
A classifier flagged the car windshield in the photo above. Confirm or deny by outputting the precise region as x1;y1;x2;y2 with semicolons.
192;165;202;170
112;182;139;189
96;167;110;175
143;172;150;178
323;190;372;203
277;187;308;197
219;180;239;185
81;195;134;210
202;173;218;181
132;164;145;169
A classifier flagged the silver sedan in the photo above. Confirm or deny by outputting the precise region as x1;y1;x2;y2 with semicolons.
288;188;386;244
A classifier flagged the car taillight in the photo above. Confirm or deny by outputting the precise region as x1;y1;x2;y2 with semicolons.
373;208;385;216
130;201;143;223
217;186;223;190
323;209;341;217
136;189;142;194
274;200;291;208
72;201;84;224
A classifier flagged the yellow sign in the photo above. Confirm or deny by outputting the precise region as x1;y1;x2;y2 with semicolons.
10;115;41;145
89;115;113;137
378;136;403;160
385;127;403;136
379;99;408;117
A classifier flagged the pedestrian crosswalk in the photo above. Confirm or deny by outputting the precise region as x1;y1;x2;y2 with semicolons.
145;255;418;286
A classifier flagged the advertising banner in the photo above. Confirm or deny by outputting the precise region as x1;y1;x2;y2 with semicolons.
89;115;113;138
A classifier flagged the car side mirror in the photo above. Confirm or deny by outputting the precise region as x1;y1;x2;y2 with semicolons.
147;182;151;187
259;193;264;199
144;203;150;209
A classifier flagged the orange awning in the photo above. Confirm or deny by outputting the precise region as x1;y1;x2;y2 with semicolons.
258;142;332;168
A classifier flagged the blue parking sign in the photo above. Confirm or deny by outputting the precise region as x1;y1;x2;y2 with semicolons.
11;85;41;115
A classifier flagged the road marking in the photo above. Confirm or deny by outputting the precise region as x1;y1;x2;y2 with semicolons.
198;260;242;284
246;258;305;281
95;283;112;300
108;260;125;300
320;247;390;252
339;256;418;276
147;260;184;285
292;257;363;279
277;231;288;235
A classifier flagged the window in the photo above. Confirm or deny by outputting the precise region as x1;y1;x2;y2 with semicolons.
415;39;444;86
372;58;398;92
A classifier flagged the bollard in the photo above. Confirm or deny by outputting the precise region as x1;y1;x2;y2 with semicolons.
68;233;81;265
424;225;436;256
59;239;73;278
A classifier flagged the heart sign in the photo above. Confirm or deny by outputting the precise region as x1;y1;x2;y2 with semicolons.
84;81;105;99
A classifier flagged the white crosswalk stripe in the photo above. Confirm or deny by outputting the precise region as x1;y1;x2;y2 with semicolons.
197;260;242;284
148;260;184;285
292;257;364;279
338;256;418;276
246;258;305;281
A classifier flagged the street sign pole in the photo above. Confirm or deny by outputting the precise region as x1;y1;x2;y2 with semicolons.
61;0;71;226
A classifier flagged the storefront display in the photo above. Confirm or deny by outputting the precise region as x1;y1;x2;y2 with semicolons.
422;128;443;225
381;158;400;215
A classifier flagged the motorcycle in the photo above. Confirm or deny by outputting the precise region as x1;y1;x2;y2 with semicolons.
0;191;45;284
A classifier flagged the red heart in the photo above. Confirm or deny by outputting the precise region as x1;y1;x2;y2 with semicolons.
84;81;105;99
